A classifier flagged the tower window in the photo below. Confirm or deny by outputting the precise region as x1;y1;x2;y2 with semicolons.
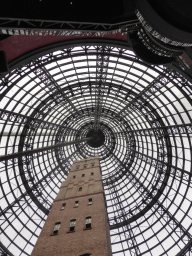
61;203;66;210
85;217;91;229
80;254;91;256
91;172;94;176
88;198;92;205
82;174;85;177
79;187;82;191
52;222;61;235
84;165;87;169
74;201;79;207
91;162;95;167
69;219;76;232
73;175;76;179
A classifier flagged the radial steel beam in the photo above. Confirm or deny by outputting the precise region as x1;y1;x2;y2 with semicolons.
0;164;60;217
0;108;78;132
114;123;192;136
106;144;192;242
36;66;81;116
131;175;192;245
0;241;14;256
176;240;192;256
0;137;92;161
93;49;109;131
0;148;81;217
1;132;56;136
103;144;169;225
135;149;192;177
110;186;141;255
116;71;170;117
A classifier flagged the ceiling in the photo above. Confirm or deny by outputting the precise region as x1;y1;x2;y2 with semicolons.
0;39;192;255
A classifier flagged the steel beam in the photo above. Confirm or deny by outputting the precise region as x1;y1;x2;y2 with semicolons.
110;186;141;255
0;241;14;256
0;137;92;161
36;66;81;116
116;71;170;117
1;132;56;136
107;144;192;243
93;50;109;131
104;143;169;226
114;123;192;136
0;147;81;217
176;240;192;256
0;17;139;36
0;165;60;217
0;109;78;132
135;149;192;177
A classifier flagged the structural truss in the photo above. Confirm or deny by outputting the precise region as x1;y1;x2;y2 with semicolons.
0;40;192;256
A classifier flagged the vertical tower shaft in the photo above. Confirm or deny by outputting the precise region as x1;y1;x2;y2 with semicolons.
31;156;112;256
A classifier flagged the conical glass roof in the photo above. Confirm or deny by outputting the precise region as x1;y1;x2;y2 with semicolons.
0;40;192;256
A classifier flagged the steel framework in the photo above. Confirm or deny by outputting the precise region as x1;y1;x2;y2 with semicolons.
0;18;139;37
0;39;192;256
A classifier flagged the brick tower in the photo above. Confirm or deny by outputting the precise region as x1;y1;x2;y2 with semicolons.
31;156;112;256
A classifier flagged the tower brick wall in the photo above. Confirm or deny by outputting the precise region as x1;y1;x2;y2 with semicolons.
31;156;112;256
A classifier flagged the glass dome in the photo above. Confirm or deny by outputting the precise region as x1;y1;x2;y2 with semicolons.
0;40;192;256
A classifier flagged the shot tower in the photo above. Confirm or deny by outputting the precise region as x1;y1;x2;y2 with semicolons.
31;156;112;256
